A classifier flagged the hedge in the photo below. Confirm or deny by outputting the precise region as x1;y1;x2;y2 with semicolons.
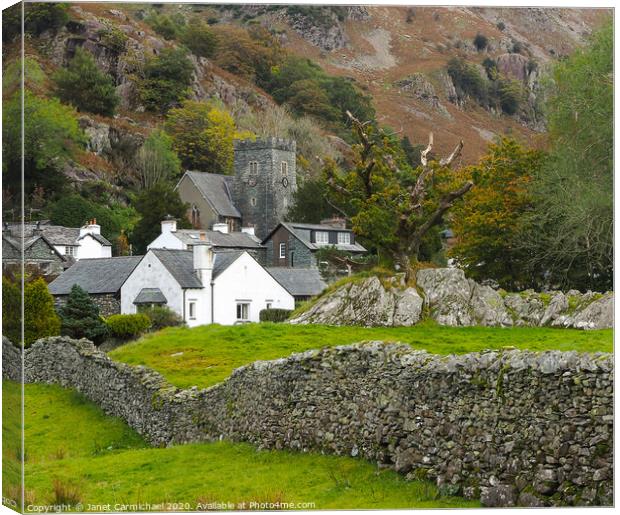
259;308;292;323
106;314;151;339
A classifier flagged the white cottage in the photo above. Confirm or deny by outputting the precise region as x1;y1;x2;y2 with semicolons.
121;243;294;326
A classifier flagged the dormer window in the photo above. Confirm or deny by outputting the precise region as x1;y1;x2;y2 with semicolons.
337;232;351;245
281;161;288;176
315;231;329;244
65;246;77;257
249;161;258;175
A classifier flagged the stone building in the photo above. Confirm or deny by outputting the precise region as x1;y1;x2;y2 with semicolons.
48;256;142;316
262;220;366;269
176;138;297;240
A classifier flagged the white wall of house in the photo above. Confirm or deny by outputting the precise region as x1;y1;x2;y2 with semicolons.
212;253;294;325
77;235;111;259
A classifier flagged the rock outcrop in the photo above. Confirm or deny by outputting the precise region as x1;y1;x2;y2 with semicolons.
290;276;423;326
289;268;613;329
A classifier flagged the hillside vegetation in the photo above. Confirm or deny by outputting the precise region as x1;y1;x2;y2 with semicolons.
2;381;477;509
109;323;613;389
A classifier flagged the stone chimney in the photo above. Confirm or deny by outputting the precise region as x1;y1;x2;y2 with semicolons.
320;217;347;229
212;222;229;234
79;218;101;237
193;241;214;285
161;215;177;234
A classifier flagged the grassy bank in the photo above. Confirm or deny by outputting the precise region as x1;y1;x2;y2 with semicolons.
2;381;477;510
109;322;613;389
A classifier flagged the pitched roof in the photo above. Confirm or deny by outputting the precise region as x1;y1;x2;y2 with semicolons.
133;288;167;304
150;249;244;287
266;268;327;297
264;223;367;253
77;232;112;246
48;256;142;295
150;249;203;289
183;171;241;218
4;224;111;246
173;230;262;249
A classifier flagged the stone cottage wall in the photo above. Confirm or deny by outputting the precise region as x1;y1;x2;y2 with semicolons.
12;336;613;507
53;292;120;317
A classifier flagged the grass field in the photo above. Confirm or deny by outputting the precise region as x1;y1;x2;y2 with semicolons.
109;322;613;389
2;381;478;510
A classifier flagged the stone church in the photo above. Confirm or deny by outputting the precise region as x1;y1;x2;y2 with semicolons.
176;138;297;240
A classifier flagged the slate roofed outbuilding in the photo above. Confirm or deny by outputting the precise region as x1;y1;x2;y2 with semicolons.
173;230;262;249
133;288;167;305
48;256;142;295
183;171;241;219
266;268;327;297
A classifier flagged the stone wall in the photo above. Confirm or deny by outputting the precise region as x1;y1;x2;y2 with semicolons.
53;292;121;317
13;336;613;507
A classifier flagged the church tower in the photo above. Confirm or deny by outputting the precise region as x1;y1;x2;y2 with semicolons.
232;138;297;240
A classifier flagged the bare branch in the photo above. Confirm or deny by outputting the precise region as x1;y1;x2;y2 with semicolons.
413;180;474;245
323;194;352;221
420;132;434;167
439;140;464;167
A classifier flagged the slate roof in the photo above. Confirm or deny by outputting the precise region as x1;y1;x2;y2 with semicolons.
48;256;142;295
264;223;367;253
266;268;327;297
173;230;262;249
133;288;167;304
4;224;111;246
183;171;241;218
150;249;244;287
77;232;112;246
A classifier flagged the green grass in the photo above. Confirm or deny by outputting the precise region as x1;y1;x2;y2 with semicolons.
3;381;478;510
109;322;613;389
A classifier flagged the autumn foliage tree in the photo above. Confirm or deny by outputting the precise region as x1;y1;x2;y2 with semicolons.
449;138;543;289
324;113;472;278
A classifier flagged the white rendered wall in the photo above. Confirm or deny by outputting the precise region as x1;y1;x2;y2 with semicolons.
212;253;294;325
76;235;111;259
148;232;185;250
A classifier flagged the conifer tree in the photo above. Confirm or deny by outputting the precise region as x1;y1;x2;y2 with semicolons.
58;285;108;344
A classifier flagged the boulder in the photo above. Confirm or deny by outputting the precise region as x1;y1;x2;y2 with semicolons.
416;268;474;326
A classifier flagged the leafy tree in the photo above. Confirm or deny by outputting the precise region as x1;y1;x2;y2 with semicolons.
473;33;488;51
324;115;472;277
400;136;424;169
54;47;119;116
4;3;69;42
139;48;194;112
3;90;84;201
135;130;181;189
131;182;191;254
58;285;108;344
181;18;218;58
24;278;61;347
286;179;335;223
497;79;523;115
449;138;543;290
521;19;612;291
147;13;182;40
283;79;340;121
48;195;122;240
447;57;488;105
165;100;251;173
2;276;21;345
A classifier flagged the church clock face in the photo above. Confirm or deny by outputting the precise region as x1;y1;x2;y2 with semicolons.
281;177;289;188
248;177;257;187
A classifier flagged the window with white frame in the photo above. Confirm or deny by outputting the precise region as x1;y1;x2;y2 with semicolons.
188;301;197;320
315;231;329;244
337;232;351;245
65;246;77;257
281;161;288;176
279;242;286;259
249;161;258;175
236;302;250;321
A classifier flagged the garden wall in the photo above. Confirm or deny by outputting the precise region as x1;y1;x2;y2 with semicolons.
7;336;613;507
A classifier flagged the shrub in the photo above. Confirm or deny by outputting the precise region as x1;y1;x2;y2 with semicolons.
181;18;218;58
24;3;69;36
2;276;21;345
497;79;522;115
482;57;497;79
54;47;119;116
24;278;62;347
496;21;506;31
259;308;292;323
106;314;151;339
146;14;181;40
512;40;524;54
139;48;194;112
140;306;184;331
97;26;128;53
473;33;488;51
447;57;488;104
58;285;108;344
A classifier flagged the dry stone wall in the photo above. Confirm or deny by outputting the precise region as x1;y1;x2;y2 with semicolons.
6;336;612;507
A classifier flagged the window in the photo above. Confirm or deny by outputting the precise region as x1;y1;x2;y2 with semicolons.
236;302;250;321
337;232;351;245
266;301;273;309
191;205;200;227
315;231;329;244
249;161;258;175
251;197;257;207
281;161;288;176
279;242;286;259
65;246;77;257
188;301;196;320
